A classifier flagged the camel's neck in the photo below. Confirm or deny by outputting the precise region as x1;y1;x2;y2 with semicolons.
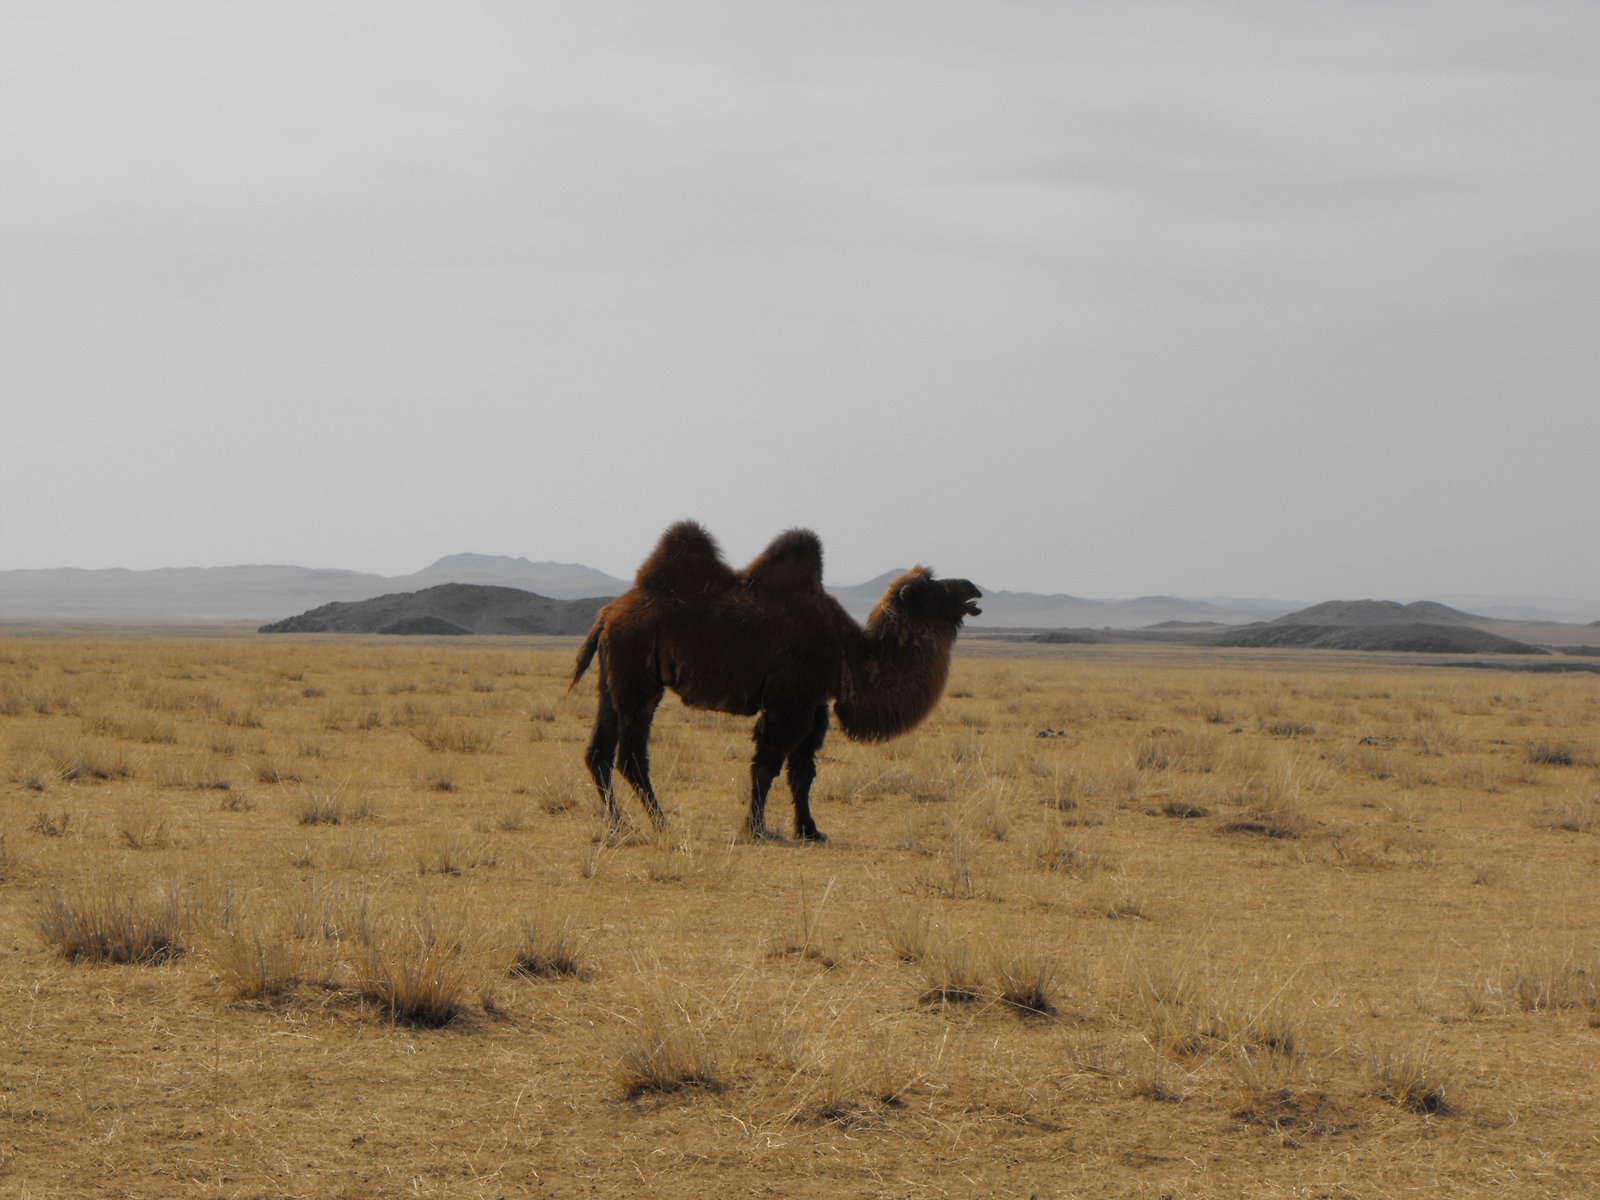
833;607;959;743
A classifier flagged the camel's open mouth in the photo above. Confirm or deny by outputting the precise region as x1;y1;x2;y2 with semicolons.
944;579;983;620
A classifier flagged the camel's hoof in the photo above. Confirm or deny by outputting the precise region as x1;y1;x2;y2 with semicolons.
796;827;829;845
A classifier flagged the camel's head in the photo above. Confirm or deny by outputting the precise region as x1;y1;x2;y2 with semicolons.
884;569;983;627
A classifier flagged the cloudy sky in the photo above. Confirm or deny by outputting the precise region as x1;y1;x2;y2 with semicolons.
2;1;1596;602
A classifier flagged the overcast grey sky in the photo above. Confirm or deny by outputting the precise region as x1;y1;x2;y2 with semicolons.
2;1;1597;601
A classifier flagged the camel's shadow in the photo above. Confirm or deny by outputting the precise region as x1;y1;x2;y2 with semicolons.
592;821;842;850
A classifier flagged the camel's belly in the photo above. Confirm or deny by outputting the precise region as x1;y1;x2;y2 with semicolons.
676;687;761;718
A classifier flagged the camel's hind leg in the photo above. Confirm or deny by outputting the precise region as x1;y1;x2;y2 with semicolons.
747;705;816;842
615;693;667;830
584;673;623;828
784;704;831;843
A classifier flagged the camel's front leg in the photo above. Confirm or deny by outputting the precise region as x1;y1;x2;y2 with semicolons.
784;704;831;843
747;706;811;841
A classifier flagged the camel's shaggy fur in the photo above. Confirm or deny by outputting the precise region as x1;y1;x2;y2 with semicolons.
571;521;982;842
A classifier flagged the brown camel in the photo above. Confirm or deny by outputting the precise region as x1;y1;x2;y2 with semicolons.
570;521;982;842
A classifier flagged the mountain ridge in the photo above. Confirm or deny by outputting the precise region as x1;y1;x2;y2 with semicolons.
4;555;1596;632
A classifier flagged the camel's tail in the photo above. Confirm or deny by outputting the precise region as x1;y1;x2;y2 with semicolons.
568;620;604;693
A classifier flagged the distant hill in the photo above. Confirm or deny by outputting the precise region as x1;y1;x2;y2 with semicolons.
1212;622;1542;655
1;555;631;620
259;584;610;636
826;572;1292;628
407;554;628;597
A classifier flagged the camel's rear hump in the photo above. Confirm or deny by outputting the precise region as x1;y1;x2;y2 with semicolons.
740;528;824;595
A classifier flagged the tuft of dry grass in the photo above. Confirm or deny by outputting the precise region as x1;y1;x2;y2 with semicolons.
1366;1036;1458;1115
411;720;498;754
1537;789;1599;833
1505;948;1600;1014
509;910;588;979
882;906;933;964
991;939;1060;1016
610;987;722;1100
32;882;187;965
213;921;304;1001
1221;766;1311;839
918;936;985;1007
354;909;473;1027
30;810;70;838
1525;739;1580;767
296;786;377;826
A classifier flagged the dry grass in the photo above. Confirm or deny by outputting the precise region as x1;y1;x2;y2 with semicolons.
2;632;1598;1196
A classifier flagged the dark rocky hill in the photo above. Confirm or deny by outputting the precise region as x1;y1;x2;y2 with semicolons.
1270;599;1480;628
259;584;612;636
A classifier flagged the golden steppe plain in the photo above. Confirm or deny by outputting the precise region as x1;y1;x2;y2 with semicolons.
1;630;1597;1198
